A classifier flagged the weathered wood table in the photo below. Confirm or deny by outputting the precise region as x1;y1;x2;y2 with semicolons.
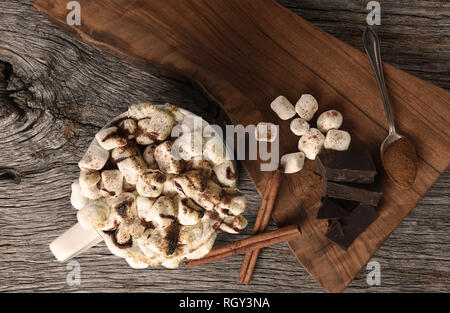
0;0;448;292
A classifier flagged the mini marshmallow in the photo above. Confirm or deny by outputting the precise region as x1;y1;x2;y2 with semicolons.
95;127;128;150
101;170;123;197
270;96;296;120
216;188;246;216
136;119;155;145
117;156;148;185
154;141;183;174
70;181;89;210
111;142;139;163
192;179;222;211
254;122;278;142
172;130;204;160
136;169;166;198
141;144;157;169
165;103;185;124
111;192;138;222
174;170;206;198
161;257;184;269
324;129;351;151
136;196;157;220
203;136;227;166
184;233;216;260
290;118;310;136
298;128;325;160
143;196;177;227
213;160;236;187
280;152;305;174
118;119;137;139
77;200;114;230
182;114;208;132
317;110;343;133
177;197;205;225
137;110;174;143
78;139;109;170
127;103;158;120
219;215;248;234
162;174;182;196
295;94;318;121
79;170;102;200
185;159;214;177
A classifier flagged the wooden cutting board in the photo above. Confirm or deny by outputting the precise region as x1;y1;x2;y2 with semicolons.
33;0;450;292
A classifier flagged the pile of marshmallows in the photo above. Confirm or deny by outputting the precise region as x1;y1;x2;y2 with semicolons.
257;95;351;174
71;103;247;269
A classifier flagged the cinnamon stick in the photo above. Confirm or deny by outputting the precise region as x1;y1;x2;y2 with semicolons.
239;169;283;283
185;224;300;268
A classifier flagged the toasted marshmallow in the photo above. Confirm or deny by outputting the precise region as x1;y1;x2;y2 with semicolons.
186;159;214;177
177;197;205;225
298;128;325;160
139;196;177;227
136;196;157;219
95;127;128;150
100;170;123;197
154;141;183;174
70;181;89;210
192;179;222;211
216;188;246;216
172;130;204;160
213;160;236;188
142;144;158;169
78;139;109;170
162;174;182;196
182;114;208;132
290;118;310;136
270;95;296;120
219;215;248;233
317;110;343;133
184;233;216;260
118;119;137;139
77;200;114;230
136;119;156;145
324;129;351;151
143;224;180;256
280;152;305;174
165;103;185;124
117;155;147;185
79;170;102;200
174;170;207;198
255;122;278;142
138;110;174;143
136;169;166;197
111;192;137;223
127;103;158;120
111;142;140;163
295;94;318;121
203;136;227;166
161;257;184;269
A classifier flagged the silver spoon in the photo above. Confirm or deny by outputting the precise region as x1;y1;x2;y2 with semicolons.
363;27;417;188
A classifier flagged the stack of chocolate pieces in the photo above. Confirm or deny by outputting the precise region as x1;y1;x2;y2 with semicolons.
315;148;381;250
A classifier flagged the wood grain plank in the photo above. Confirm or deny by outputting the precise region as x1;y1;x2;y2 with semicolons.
0;0;448;293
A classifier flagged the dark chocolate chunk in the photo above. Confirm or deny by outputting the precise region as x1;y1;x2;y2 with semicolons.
325;204;379;250
317;197;353;219
316;149;377;184
325;181;382;207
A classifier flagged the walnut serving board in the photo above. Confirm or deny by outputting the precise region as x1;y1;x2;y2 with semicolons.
33;0;450;292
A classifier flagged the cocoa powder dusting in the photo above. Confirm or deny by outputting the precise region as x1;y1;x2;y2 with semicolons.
382;138;417;188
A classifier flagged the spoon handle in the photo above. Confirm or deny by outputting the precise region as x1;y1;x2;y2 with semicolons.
363;27;396;134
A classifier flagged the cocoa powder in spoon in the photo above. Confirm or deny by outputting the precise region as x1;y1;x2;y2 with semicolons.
382;138;417;189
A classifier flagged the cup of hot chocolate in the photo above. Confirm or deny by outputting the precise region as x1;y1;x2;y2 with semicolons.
50;103;247;269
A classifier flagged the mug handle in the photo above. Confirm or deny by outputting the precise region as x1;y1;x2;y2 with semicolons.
50;223;102;262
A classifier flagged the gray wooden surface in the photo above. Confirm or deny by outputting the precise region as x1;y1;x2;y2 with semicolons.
0;0;448;293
